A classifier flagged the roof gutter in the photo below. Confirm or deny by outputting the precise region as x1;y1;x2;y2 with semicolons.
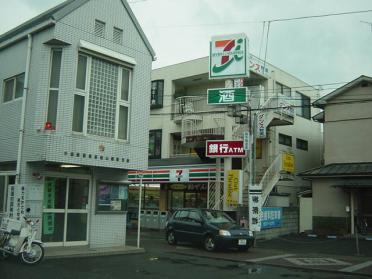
0;19;55;50
16;34;32;184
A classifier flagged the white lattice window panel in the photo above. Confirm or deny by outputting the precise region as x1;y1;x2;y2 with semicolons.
87;58;118;138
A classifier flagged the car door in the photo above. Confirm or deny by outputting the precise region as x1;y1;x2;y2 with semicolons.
172;210;190;241
183;210;205;243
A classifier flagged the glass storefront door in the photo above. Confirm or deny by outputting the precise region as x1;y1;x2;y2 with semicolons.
42;177;90;246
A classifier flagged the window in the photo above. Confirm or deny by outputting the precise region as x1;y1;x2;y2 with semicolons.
113;27;123;45
296;138;308;151
188;211;202;223
295;92;311;119
96;183;128;213
72;54;131;140
149;129;162;159
276;82;291;97
174;210;188;221
151;80;164;109
279;133;292;147
47;49;62;129
94;20;106;38
0;175;15;212
3;73;25;103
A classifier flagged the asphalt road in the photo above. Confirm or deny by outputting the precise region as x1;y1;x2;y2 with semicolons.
0;251;364;279
0;230;369;279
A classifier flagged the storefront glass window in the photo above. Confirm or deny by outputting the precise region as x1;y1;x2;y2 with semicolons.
96;183;128;213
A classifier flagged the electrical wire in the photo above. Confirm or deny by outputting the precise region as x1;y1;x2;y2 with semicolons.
137;9;372;29
149;98;372;116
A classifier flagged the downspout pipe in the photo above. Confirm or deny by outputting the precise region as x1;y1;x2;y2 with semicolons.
16;34;32;184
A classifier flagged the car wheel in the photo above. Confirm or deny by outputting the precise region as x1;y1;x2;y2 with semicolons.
167;230;177;245
204;235;216;252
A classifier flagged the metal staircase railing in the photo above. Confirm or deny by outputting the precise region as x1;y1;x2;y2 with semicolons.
258;153;283;204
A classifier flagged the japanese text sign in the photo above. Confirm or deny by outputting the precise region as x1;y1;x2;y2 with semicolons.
206;140;246;158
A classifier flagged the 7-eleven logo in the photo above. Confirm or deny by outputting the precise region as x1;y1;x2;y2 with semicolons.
212;38;244;73
170;169;189;182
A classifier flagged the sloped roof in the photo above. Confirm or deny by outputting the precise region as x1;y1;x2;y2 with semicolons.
0;0;155;60
299;162;372;178
313;75;372;108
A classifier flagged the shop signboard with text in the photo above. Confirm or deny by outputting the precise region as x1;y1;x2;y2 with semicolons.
207;87;248;105
282;152;295;173
261;207;282;229
209;33;249;79
206;140;246;158
226;170;243;206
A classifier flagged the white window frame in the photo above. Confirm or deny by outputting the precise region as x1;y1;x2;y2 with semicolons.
46;48;63;129
2;73;25;104
0;173;16;213
73;53;132;141
115;68;131;141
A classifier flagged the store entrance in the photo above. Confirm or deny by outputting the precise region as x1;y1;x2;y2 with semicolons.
168;183;207;210
42;177;90;246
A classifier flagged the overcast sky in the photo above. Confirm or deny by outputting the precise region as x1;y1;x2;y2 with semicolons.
1;0;372;91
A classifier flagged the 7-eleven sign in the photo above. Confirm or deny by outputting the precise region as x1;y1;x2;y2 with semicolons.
169;169;189;182
209;33;249;79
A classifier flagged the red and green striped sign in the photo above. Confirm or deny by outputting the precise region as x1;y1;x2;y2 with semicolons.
128;168;224;183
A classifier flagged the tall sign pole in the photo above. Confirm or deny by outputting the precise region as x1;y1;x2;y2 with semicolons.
137;173;143;248
209;33;249;211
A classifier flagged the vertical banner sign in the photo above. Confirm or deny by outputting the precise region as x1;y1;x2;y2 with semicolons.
226;170;243;206
43;181;55;235
243;131;250;151
209;33;249;79
257;112;266;139
249;184;262;231
7;184;26;220
282;152;295;173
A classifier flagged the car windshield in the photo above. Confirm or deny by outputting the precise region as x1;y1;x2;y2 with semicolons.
203;210;234;224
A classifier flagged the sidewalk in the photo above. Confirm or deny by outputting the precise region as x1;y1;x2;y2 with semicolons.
45;245;145;259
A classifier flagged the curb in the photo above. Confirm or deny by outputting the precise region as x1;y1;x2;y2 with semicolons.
45;247;146;260
307;234;372;241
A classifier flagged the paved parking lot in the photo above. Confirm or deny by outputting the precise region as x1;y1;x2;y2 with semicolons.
127;229;372;277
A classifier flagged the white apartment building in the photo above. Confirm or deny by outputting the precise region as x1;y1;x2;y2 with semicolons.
0;0;155;248
128;55;322;228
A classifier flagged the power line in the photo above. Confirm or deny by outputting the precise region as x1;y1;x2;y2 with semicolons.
149;98;372;116
269;9;372;23
140;9;372;29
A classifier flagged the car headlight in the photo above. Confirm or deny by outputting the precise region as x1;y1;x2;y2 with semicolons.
219;230;231;237
248;231;253;237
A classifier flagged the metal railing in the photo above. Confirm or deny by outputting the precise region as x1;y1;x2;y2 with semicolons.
262;96;295;118
259;153;283;203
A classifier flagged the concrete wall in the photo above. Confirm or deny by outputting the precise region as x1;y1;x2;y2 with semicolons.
312;178;349;234
0;38;28;162
324;86;372;164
